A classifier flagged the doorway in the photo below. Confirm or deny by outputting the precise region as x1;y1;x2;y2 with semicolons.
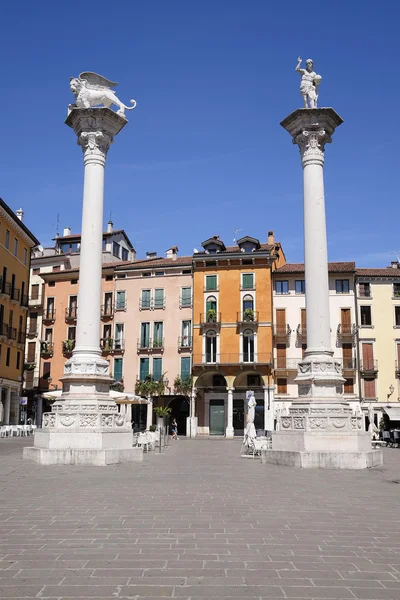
233;399;244;436
168;397;189;436
209;399;225;435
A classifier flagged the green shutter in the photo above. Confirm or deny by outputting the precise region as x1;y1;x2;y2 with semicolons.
206;275;217;291
181;357;191;380
116;291;126;309
140;323;150;346
181;287;191;306
154;289;164;307
154;322;163;343
242;274;254;289
114;358;123;381
139;358;149;380
153;358;162;381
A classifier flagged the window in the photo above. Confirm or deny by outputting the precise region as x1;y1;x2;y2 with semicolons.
139;358;149;381
14;238;18;256
142;272;151;277
276;343;286;369
114;358;123;381
242;329;254;362
295;280;305;294
153;322;163;346
5;230;10;249
275;280;289;295
152;358;162;381
360;306;372;326
242;294;253;312
205;330;217;363
364;378;376;399
67;326;76;340
140;322;150;348
43;362;51;380
182;269;191;274
181;357;191;380
336;279;350;294
33;268;40;275
121;247;129;261
44;328;53;342
103;292;113;316
394;283;400;298
6;347;11;367
344;378;354;394
396;307;400;327
115;324;124;349
116;290;126;310
71;279;78;285
359;282;371;297
181;320;191;346
31;284;39;300
23;248;28;266
342;343;353;369
181;287;192;307
277;378;287;394
154;288;165;309
141;289;151;309
155;271;165;276
16;351;21;370
105;275;113;282
112;242;120;258
68;295;77;318
205;275;217;291
205;296;217;321
241;273;254;290
242;258;253;264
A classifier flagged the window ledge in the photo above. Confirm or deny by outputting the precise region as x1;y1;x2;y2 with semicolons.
360;325;374;328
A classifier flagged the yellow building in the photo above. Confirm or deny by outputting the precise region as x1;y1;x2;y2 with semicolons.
0;199;39;425
192;232;285;437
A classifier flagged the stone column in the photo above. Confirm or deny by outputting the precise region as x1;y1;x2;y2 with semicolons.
187;387;198;438
226;387;234;439
146;397;153;429
4;388;11;425
36;395;43;427
264;385;275;432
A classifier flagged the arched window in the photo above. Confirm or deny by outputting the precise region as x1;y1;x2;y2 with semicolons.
206;329;217;363
242;294;254;313
242;328;254;362
206;296;217;322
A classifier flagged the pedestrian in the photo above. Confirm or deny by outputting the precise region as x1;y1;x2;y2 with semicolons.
171;418;179;440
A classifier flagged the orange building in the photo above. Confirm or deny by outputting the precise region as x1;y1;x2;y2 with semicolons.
192;232;285;437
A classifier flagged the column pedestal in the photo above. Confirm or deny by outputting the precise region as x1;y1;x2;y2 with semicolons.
23;108;142;466
265;108;382;469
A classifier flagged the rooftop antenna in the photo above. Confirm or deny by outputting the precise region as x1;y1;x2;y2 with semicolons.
391;251;400;264
233;228;242;243
55;213;60;237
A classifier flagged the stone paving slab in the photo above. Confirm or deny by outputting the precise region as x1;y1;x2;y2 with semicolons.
1;437;400;599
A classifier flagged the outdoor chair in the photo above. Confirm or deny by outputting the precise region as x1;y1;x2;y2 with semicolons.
382;431;391;446
0;426;9;438
393;431;400;448
137;432;150;453
132;432;139;447
10;426;19;437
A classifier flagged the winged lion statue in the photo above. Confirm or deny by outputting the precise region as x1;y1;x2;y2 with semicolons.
69;72;137;117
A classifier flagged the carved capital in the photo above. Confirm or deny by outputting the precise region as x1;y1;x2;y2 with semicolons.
78;131;112;165
293;128;331;167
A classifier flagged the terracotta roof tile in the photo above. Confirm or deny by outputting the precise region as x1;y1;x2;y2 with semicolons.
195;242;277;256
116;256;193;269
275;262;356;274
356;268;400;277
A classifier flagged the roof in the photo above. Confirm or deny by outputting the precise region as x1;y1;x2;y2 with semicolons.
275;262;356;274
194;242;276;256
0;198;40;246
115;256;193;270
54;229;135;251
356;268;400;277
40;261;133;277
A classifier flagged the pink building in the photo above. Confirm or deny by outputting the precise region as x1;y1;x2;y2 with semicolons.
114;247;193;433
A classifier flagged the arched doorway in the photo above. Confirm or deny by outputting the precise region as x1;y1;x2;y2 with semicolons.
168;397;189;436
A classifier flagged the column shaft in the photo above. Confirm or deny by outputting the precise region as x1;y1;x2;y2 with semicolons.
4;388;11;425
146;399;153;429
226;388;234;438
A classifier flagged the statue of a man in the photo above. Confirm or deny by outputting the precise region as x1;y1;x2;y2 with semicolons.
296;57;322;109
247;391;257;424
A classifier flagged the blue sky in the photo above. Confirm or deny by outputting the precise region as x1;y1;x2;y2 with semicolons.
0;0;397;266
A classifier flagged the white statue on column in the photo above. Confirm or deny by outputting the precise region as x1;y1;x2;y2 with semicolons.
296;58;322;109
69;72;137;117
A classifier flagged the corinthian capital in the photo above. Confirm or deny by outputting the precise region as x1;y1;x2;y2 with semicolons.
78;131;112;164
293;128;332;167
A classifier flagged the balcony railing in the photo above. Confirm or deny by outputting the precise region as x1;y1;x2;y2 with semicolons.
62;339;75;354
193;352;273;367
360;360;378;374
100;337;114;352
0;323;8;337
29;294;43;307
237;310;259;324
153;298;165;310
200;312;221;326
40;341;54;356
178;336;193;349
17;330;25;344
274;357;300;371
43;309;56;322
152;337;164;350
115;300;127;311
26;326;38;337
273;324;291;338
101;304;114;318
240;283;256;291
137;338;164;351
10;288;20;302
7;326;17;341
139;298;151;310
358;289;371;298
179;296;192;309
65;307;78;321
0;280;11;296
296;324;307;338
21;294;29;308
337;324;357;337
114;338;125;352
341;358;357;371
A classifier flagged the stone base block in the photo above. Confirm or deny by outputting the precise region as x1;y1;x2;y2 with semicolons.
273;430;372;453
261;449;383;469
225;426;234;439
33;429;134;450
23;446;143;466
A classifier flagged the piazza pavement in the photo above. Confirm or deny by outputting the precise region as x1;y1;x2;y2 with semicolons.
0;437;400;599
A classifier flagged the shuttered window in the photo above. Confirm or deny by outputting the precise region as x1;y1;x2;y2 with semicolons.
362;343;374;370
139;358;149;381
342;343;353;369
276;344;286;369
114;358;123;381
31;284;39;300
141;290;151;309
205;275;217;291
153;358;162;381
277;378;287;394
181;287;192;307
242;273;254;289
181;357;191;380
364;378;376;399
154;289;164;308
344;378;354;394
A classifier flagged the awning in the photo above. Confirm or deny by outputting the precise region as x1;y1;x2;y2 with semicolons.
382;406;400;421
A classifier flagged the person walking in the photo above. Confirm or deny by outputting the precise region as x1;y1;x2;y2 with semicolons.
171;418;179;440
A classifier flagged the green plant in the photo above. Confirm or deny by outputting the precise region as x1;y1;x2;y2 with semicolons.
103;337;114;351
154;406;172;417
110;380;124;393
62;339;75;353
149;424;157;432
152;338;164;348
135;375;166;398
244;308;254;321
24;362;35;371
174;375;192;398
207;308;217;322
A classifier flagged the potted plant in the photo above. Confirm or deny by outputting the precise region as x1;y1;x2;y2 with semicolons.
110;380;124;393
62;339;75;353
207;308;217;323
24;362;35;372
153;405;172;431
152;338;163;348
244;308;254;322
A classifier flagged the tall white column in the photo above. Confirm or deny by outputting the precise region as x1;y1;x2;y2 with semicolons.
226;387;234;439
146;397;153;429
187;387;198;438
4;388;11;425
264;385;275;432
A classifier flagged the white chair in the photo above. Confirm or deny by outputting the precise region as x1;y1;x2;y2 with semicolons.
10;425;19;437
0;426;7;438
137;432;150;453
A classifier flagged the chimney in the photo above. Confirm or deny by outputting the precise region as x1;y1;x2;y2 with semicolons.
391;261;400;269
107;220;113;233
166;246;179;260
146;251;157;259
268;230;274;244
63;227;71;236
16;208;24;222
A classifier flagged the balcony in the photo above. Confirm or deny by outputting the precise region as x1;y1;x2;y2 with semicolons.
341;358;357;372
179;296;192;309
100;337;114;353
137;338;164;352
274;357;300;372
65;307;78;322
17;330;25;345
193;352;273;367
26;326;38;338
101;304;114;319
273;324;291;340
153;298;165;310
62;339;75;355
7;326;17;341
115;300;127;312
178;336;193;350
296;324;307;340
43;309;56;323
10;288;20;303
0;323;8;338
113;338;125;353
139;298;151;310
237;310;259;324
200;311;221;328
337;324;357;338
360;360;378;376
0;280;11;297
29;294;43;307
40;341;54;357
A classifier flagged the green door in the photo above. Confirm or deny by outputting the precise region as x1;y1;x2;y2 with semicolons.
209;400;225;435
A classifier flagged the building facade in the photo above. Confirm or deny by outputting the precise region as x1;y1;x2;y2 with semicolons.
192;232;285;437
0;200;39;425
272;262;359;413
